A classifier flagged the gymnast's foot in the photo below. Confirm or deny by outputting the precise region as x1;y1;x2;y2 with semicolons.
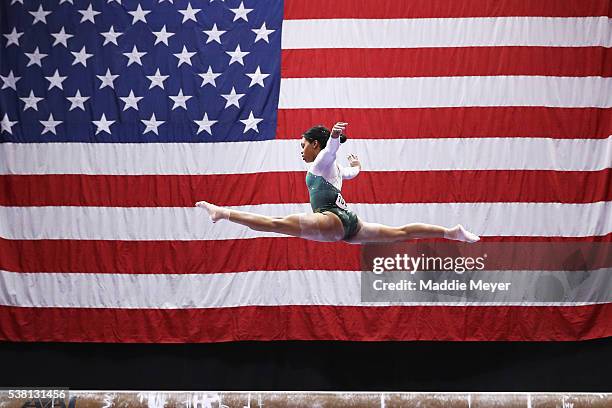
195;200;230;222
444;224;480;243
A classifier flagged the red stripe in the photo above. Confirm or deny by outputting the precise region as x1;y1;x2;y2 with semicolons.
0;237;359;274
276;107;612;139
1;170;609;207
1;304;610;342
1;235;609;274
282;47;612;78
284;0;612;19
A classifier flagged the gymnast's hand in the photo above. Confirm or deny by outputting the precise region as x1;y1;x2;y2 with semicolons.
347;154;361;169
331;122;347;138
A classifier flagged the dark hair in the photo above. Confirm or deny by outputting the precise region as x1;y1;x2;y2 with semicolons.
302;125;347;149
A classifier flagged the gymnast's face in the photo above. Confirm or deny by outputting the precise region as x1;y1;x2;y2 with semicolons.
300;137;320;163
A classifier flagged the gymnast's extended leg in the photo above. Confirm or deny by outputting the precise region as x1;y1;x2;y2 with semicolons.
345;219;479;244
195;201;345;242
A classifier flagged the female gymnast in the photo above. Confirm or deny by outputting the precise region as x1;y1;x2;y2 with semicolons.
196;122;480;244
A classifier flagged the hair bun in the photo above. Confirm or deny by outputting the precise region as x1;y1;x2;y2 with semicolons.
340;133;348;143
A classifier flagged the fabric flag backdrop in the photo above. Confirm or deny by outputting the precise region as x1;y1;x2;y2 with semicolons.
0;0;611;342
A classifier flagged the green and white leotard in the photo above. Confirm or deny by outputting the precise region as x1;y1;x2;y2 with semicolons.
305;136;360;240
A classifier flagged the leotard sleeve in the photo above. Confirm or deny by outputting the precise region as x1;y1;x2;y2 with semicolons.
340;165;360;180
310;135;340;175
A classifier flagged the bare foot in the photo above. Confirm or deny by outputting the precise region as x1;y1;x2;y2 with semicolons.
444;224;480;243
195;201;230;222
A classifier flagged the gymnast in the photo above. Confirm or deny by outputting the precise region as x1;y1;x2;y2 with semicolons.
196;122;479;244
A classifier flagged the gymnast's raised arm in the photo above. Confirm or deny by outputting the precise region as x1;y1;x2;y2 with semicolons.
311;122;347;172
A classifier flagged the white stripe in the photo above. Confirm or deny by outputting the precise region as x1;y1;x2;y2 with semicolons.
0;202;610;240
1;137;609;175
0;269;610;309
279;77;612;108
281;17;612;49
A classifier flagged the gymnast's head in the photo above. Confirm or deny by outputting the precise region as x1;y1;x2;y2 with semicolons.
300;125;347;163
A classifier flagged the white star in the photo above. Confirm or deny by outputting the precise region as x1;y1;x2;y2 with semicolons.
97;68;119;89
178;3;200;23
142;113;164;135
252;22;275;43
152;25;174;46
4;28;23;47
146;68;168;89
71;46;93;67
203;24;226;44
100;26;122;46
230;2;253;22
30;5;51;24
45;69;66;90
128;4;151;24
226;44;249;66
194;113;217;135
40;113;62;135
120;90;143;111
20;90;43;111
199;66;221;87
51;27;73;48
221;86;245;109
107;0;122;4
158;0;173;3
93;113;115;135
174;45;196;67
25;47;47;67
246;66;269;88
123;45;147;66
240;111;263;133
1;70;21;90
67;90;90;111
59;0;74;4
169;89;192;110
0;114;17;135
79;5;101;24
10;0;24;4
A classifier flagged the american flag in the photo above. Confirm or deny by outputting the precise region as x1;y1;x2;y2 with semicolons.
0;0;610;342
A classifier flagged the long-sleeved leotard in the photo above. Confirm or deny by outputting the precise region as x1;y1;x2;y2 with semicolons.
305;136;360;239
308;135;359;191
